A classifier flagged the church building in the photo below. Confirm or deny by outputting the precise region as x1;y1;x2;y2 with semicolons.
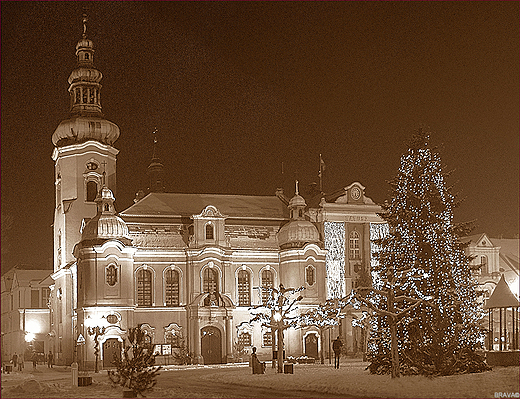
47;17;384;368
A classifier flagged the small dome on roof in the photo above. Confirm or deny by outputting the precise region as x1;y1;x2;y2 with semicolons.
80;186;131;242
277;180;320;249
277;219;320;249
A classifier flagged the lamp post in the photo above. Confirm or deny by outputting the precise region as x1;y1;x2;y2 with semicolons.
87;326;106;373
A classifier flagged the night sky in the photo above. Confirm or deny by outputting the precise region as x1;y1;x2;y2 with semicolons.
1;1;518;272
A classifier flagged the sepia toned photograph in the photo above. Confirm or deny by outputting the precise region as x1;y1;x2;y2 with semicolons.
1;1;518;398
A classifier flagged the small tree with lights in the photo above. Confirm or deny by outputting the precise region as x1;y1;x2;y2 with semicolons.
247;284;304;373
364;129;489;376
108;324;162;397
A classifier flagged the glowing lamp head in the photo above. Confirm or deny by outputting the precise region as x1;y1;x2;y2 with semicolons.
25;332;36;343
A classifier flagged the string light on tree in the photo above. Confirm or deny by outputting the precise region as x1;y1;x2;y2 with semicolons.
358;129;489;376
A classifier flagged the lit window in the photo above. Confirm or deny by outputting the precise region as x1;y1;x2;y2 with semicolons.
349;231;360;259
137;269;153;306
306;265;315;286
106;265;118;286
238;331;251;347
238;269;251;306
205;223;214;240
165;269;180;307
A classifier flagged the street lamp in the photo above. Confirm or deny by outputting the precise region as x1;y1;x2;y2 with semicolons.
87;325;106;373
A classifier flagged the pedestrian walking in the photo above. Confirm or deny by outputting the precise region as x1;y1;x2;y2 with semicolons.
17;354;24;371
11;353;18;369
47;351;54;368
332;336;343;369
31;352;37;369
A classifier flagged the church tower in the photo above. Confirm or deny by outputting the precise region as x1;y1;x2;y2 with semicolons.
51;14;120;272
50;14;120;365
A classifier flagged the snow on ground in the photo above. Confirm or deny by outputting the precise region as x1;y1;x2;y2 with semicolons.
197;361;519;399
1;360;518;398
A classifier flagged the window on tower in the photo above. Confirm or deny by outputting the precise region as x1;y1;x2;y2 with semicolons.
306;265;315;286
349;230;360;259
205;223;214;240
106;265;118;286
86;181;98;202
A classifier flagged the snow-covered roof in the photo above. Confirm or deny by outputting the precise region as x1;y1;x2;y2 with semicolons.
120;192;288;219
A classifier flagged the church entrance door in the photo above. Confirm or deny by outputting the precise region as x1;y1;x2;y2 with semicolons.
201;326;221;364
103;338;121;368
305;333;318;359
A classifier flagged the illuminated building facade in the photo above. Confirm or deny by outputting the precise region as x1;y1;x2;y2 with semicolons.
46;18;384;368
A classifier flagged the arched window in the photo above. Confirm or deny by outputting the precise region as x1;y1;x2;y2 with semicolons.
203;267;218;294
86;181;98;202
106;265;118;286
261;269;274;304
238;269;251;306
205;223;214;240
165;269;180;307
137;269;153;306
306;265;315;286
349;230;360;259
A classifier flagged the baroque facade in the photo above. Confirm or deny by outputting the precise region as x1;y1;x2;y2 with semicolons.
46;18;385;369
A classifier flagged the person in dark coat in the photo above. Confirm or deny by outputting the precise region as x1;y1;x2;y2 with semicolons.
332;336;343;369
11;353;18;369
251;347;265;374
47;351;54;368
31;352;38;369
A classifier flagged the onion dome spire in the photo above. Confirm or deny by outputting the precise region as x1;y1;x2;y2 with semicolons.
52;13;120;147
69;13;103;117
147;128;165;193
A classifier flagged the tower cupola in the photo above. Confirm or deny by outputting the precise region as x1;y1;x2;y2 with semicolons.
52;13;120;147
277;181;320;249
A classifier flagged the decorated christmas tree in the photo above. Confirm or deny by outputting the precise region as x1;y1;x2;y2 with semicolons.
367;129;489;376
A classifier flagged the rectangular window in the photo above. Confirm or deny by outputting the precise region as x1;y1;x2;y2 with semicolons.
262;331;273;347
31;289;39;308
238;332;251;347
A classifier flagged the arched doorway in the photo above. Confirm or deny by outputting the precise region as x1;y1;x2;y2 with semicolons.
103;338;121;368
305;333;318;359
201;326;222;364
